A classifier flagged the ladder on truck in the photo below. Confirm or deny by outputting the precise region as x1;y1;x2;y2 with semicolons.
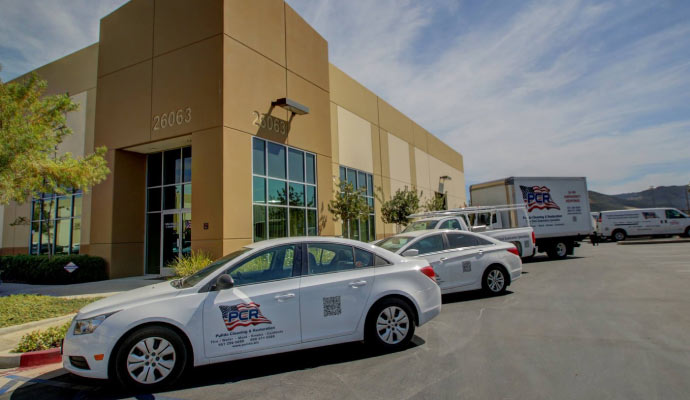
408;204;531;230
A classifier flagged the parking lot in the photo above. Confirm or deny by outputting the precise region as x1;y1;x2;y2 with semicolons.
3;242;690;399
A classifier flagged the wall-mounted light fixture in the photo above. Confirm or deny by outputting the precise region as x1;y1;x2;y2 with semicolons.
269;98;309;132
438;175;452;193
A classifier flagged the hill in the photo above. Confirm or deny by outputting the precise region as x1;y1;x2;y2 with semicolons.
589;185;689;212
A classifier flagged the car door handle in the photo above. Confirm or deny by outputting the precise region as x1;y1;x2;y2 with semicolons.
478;250;484;255
349;280;367;288
274;293;296;302
439;257;449;262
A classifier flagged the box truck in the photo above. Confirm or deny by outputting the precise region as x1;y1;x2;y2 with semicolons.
470;177;594;259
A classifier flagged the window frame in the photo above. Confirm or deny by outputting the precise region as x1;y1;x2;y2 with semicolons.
222;243;303;287
403;233;447;256
444;232;493;249
28;189;82;255
338;165;376;242
252;137;318;242
302;242;379;276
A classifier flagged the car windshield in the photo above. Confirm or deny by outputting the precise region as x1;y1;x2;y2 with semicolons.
402;220;436;233
377;236;414;252
176;248;252;289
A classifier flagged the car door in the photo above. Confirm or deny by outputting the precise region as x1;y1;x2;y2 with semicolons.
665;209;687;234
299;243;375;342
443;233;495;287
202;244;302;358
402;234;449;288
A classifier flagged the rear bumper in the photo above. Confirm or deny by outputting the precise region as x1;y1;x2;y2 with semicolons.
416;285;442;326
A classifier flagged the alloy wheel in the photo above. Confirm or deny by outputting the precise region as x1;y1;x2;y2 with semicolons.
126;337;176;384
487;269;505;292
555;242;567;257
376;306;410;345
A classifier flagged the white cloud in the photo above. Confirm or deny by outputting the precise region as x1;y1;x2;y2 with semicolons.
0;0;127;80
287;0;690;195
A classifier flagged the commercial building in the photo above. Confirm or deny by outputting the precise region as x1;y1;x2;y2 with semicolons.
0;0;465;278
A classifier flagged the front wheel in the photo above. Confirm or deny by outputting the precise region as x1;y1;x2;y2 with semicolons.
365;298;415;350
113;325;188;390
612;230;626;242
482;266;507;295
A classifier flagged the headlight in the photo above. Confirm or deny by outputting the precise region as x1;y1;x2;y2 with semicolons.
73;312;117;335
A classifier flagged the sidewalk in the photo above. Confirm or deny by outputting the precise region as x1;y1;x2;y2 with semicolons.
0;275;162;298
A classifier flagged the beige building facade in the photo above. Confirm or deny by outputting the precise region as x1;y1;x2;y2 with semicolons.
1;0;465;278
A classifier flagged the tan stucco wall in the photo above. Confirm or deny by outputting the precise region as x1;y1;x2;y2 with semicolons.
1;0;464;271
329;63;465;238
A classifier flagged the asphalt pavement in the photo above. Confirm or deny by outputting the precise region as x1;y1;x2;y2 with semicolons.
2;242;689;399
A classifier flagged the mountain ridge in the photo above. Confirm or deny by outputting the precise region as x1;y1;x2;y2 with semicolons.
589;185;690;212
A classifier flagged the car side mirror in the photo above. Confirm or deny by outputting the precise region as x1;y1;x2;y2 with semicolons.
215;274;234;290
402;249;419;257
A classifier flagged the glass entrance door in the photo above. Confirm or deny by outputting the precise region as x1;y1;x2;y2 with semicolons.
161;211;191;267
145;147;191;274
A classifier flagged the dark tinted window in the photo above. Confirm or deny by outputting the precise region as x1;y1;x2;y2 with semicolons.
446;233;492;248
354;248;374;268
666;209;685;219
408;235;445;255
439;219;461;230
308;243;355;274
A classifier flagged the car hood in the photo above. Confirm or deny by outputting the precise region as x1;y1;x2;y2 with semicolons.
77;281;180;318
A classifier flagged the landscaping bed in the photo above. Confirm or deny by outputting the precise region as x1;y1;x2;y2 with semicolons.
0;294;102;328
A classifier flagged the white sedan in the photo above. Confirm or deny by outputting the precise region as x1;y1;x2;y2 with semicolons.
62;237;441;389
376;230;522;295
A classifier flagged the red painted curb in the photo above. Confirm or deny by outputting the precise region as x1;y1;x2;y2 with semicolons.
19;348;62;367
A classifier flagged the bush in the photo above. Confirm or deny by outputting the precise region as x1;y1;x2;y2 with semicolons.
13;322;70;353
0;294;102;328
0;255;107;284
170;251;213;278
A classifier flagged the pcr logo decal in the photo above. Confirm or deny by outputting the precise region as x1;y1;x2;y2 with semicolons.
219;302;272;331
520;185;560;212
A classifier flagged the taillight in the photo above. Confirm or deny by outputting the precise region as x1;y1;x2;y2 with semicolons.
507;247;520;256
597;215;602;223
531;231;536;244
420;266;436;282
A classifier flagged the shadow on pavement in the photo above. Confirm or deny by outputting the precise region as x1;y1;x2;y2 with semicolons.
7;338;425;399
522;255;584;264
442;289;514;304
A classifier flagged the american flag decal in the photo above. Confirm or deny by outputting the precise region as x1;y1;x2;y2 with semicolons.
219;302;272;331
520;185;560;212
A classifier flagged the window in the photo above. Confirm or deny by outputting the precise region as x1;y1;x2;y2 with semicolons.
407;234;445;255
666;209;686;219
227;245;300;286
253;138;317;242
403;220;437;233
307;243;355;274
29;190;82;255
438;219;461;230
354;248;374;268
339;166;376;242
446;233;491;248
378;236;414;252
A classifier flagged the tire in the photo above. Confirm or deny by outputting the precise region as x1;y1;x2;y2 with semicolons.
482;265;508;295
612;230;626;242
547;241;568;259
365;298;415;351
112;325;188;391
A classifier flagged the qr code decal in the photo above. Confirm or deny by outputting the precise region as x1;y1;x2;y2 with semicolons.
462;261;471;272
323;296;342;317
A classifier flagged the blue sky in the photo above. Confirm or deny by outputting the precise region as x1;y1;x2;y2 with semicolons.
1;0;689;195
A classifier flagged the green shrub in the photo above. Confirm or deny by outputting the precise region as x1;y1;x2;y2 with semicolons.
170;251;213;278
0;294;102;328
0;255;107;284
13;322;71;353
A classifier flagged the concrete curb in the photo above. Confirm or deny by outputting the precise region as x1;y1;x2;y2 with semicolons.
0;348;61;368
618;239;690;245
0;314;75;337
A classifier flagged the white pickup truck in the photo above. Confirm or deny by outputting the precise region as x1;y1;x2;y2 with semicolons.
405;205;536;258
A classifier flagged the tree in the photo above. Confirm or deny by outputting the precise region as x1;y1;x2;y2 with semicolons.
0;71;109;205
423;192;447;212
379;186;422;228
328;180;371;238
